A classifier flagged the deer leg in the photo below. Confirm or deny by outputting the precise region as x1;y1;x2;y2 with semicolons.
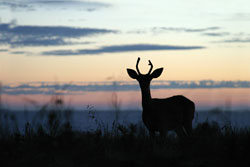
149;130;155;138
184;120;193;136
175;126;187;138
160;130;167;138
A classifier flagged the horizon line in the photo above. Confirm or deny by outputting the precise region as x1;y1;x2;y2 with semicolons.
2;80;250;95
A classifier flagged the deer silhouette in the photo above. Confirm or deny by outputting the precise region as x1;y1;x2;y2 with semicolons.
127;57;195;137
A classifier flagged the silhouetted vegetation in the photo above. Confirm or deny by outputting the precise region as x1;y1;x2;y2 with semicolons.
0;94;249;166
1;104;250;167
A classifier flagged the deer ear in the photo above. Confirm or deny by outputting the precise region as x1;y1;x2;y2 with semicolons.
127;69;138;79
151;68;163;78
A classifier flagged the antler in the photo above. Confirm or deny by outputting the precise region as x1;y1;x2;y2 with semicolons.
136;57;141;75
148;60;153;75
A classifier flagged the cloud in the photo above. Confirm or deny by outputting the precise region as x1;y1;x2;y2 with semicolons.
210;32;250;43
128;27;222;36
0;22;117;47
202;32;230;37
227;13;250;21
11;51;31;55
0;49;8;52
42;44;205;56
2;80;250;95
0;0;110;12
220;38;250;43
151;27;220;34
0;1;31;11
127;30;147;34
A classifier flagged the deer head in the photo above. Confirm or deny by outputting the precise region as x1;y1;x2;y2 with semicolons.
127;57;163;89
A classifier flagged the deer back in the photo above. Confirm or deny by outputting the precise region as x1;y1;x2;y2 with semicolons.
142;95;194;131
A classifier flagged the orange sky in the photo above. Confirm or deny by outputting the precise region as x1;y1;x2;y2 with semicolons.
2;88;250;111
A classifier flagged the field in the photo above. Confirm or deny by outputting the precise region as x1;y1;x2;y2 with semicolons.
1;102;250;167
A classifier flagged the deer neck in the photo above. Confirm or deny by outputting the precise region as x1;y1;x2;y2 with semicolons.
139;84;152;109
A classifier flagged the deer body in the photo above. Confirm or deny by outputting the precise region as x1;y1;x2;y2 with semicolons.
127;57;195;137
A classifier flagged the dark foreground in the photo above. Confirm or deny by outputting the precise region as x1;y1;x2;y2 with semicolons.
1;121;250;167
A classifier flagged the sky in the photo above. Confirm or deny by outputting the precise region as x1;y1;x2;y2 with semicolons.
0;0;250;110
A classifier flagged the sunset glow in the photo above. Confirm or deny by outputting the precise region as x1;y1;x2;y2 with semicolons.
2;88;250;111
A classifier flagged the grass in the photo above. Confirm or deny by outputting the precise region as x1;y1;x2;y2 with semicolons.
1;121;250;167
1;98;250;166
